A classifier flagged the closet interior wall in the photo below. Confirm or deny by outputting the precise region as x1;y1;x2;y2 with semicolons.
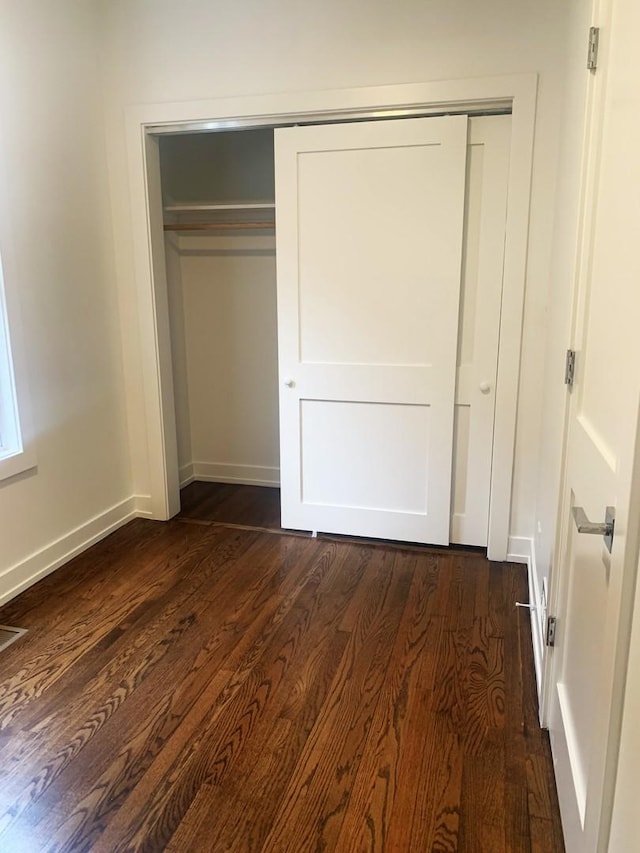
161;129;280;489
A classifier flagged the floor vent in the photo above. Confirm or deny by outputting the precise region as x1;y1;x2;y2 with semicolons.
0;625;27;653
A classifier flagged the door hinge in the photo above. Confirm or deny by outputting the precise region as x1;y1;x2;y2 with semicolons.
565;349;576;386
587;26;600;71
546;616;557;647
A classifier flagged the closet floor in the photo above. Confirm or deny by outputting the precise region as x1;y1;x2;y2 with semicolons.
178;481;282;530
177;483;489;559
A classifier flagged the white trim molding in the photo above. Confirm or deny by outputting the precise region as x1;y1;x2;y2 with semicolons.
0;497;143;608
133;494;155;518
193;462;279;487
0;152;37;484
179;463;195;489
507;534;545;705
181;461;279;489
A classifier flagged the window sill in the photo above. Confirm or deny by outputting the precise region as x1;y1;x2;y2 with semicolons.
0;446;37;483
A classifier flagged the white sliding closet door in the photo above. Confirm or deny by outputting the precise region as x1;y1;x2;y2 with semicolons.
275;116;467;544
451;115;511;546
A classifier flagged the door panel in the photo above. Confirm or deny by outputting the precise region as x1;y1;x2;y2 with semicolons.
547;1;640;847
451;115;511;546
276;116;468;544
296;144;461;367
300;400;430;511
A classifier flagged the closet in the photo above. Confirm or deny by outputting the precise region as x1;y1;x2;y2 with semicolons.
160;115;511;548
161;129;280;491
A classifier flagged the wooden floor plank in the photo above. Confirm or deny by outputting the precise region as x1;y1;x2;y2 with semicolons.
53;538;340;851
259;548;415;852
121;545;360;851
332;556;439;852
0;500;565;852
178;481;282;530
0;533;292;841
166;627;350;852
0;525;260;789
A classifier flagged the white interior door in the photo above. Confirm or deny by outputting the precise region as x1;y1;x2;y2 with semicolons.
275;116;467;544
451;115;511;546
546;1;640;848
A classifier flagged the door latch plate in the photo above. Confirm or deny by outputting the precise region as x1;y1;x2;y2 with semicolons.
565;349;576;386
546;616;557;647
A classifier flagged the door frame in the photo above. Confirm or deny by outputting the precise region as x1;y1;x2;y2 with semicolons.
125;74;537;561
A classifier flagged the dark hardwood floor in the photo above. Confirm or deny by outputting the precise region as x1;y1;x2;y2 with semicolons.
0;506;564;851
178;481;282;530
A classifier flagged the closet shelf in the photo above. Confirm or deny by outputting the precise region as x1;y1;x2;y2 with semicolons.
163;201;275;213
164;221;275;232
163;200;276;232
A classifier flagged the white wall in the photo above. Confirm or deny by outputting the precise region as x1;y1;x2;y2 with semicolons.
165;234;192;472
100;0;572;540
160;129;275;205
0;1;132;602
168;233;280;485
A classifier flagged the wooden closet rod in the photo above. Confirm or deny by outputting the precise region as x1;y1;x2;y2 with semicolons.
163;221;275;232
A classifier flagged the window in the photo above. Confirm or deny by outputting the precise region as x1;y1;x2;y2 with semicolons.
0;263;21;451
0;252;35;481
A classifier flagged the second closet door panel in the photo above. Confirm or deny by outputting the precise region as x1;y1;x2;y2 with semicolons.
451;114;511;546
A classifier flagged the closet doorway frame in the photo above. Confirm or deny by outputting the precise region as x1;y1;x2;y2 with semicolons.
126;74;537;562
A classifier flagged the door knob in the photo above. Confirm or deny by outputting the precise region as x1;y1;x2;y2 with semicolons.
571;505;615;553
479;381;491;394
283;378;295;388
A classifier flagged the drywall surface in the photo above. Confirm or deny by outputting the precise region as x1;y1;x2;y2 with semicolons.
165;234;193;472
100;0;571;538
0;1;130;594
160;129;275;205
169;234;280;483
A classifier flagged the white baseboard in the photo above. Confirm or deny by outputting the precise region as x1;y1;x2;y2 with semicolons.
133;494;154;518
0;471;277;610
188;462;280;488
507;534;544;707
529;537;545;705
0;496;140;608
506;535;532;564
179;463;195;489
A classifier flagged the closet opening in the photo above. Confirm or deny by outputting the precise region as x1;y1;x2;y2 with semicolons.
159;128;283;531
129;77;538;559
157;113;513;546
